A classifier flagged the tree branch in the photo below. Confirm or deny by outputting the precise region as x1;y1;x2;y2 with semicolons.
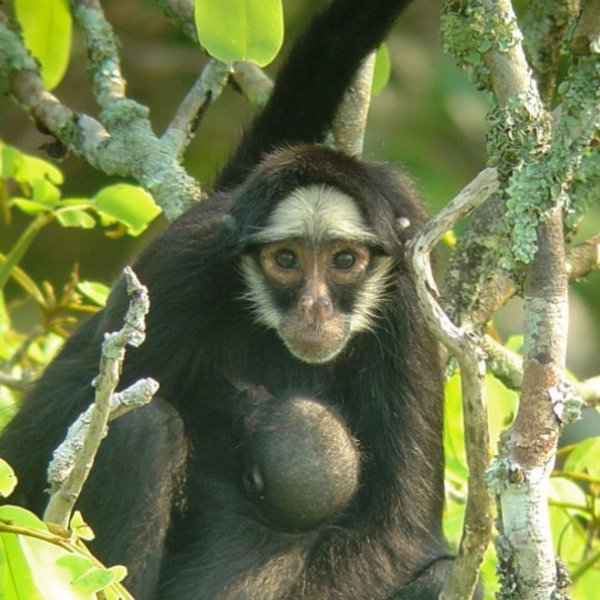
151;0;274;107
329;53;376;156
409;169;497;600
566;233;600;279
44;268;158;529
161;58;232;158
70;0;126;106
1;3;203;220
470;0;599;596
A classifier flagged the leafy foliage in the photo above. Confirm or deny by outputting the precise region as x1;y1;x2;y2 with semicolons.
0;146;162;597
0;143;158;422
444;369;600;599
0;464;131;600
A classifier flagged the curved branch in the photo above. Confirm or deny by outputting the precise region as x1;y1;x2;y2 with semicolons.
409;168;497;600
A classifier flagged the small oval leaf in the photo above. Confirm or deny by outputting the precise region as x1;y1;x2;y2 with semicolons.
76;281;110;307
195;0;283;67
0;459;17;497
93;184;161;237
372;44;391;96
55;208;96;229
15;0;72;90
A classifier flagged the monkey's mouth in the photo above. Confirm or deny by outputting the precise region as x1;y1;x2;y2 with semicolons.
279;321;351;365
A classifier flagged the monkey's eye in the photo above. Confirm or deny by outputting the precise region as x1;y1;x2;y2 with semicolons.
275;250;300;269
331;251;356;270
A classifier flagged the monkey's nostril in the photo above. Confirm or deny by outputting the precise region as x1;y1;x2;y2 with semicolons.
300;294;315;314
314;297;333;320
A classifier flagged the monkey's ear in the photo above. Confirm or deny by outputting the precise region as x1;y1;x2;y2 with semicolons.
395;217;411;233
220;214;238;234
217;213;247;256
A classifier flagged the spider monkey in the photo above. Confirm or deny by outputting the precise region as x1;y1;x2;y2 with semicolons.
0;0;473;598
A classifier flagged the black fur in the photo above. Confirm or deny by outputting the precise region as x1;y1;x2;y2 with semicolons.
0;1;466;598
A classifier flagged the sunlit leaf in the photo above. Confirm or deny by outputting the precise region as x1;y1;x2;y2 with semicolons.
0;528;43;600
32;179;60;206
28;333;64;365
15;0;72;90
1;146;63;185
56;554;116;595
76;281;109;307
93;184;161;237
573;569;600;600
0;459;17;497
15;536;89;599
69;511;95;541
11;178;62;216
563;437;600;478
372;44;391;96
55;208;96;229
10;199;51;216
0;505;48;531
108;565;127;584
195;0;284;66
485;373;518;447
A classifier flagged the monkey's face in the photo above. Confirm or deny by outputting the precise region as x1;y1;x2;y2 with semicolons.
239;185;395;364
257;240;370;363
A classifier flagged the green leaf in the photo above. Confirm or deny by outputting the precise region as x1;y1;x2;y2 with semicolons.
56;554;116;594
69;511;95;542
1;146;63;185
93;184;161;237
0;505;48;531
195;0;284;67
0;507;111;599
10;199;51;216
15;0;72;90
0;528;44;600
28;333;63;365
549;478;587;513
573;569;600;600
0;459;17;498
11;535;88;599
108;565;127;584
563;437;600;478
76;281;109;307
55;208;96;229
32;179;61;207
10;179;62;214
372;44;391;96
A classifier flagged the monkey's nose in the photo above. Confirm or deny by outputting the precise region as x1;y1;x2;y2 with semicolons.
314;296;333;320
301;294;333;321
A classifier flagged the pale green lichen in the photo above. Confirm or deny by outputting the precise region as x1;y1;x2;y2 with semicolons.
485;91;552;267
0;21;39;93
496;51;599;266
442;0;524;90
521;0;580;104
443;1;599;269
485;447;514;495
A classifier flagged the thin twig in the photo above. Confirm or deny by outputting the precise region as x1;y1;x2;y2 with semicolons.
44;268;158;528
162;58;232;158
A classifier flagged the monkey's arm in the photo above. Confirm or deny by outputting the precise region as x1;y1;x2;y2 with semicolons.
216;0;414;190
